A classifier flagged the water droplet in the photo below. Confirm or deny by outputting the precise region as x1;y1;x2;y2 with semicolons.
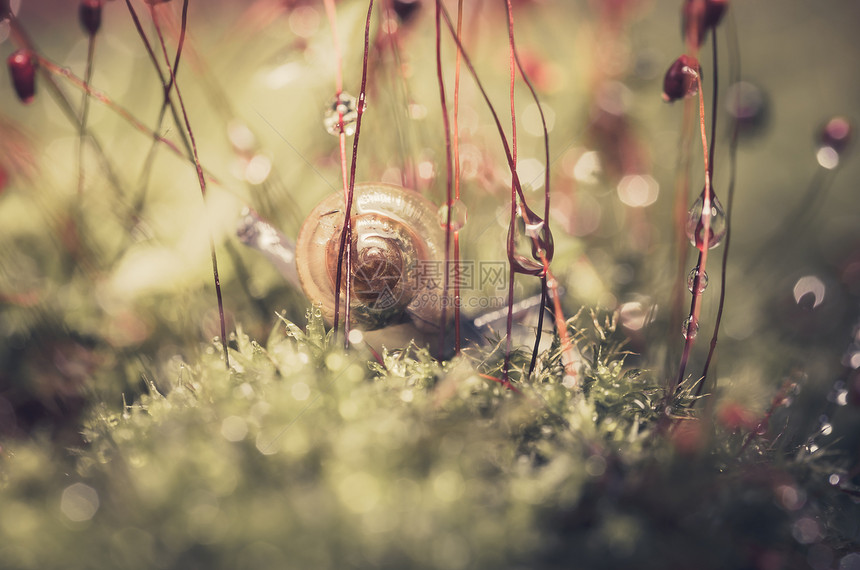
323;91;359;136
509;253;544;276
829;473;841;486
685;190;727;250
524;218;544;238
687;267;709;293
506;210;552;275
520;205;554;262
682;316;699;339
438;199;467;232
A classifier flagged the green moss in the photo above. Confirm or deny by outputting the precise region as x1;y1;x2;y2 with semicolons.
0;310;856;569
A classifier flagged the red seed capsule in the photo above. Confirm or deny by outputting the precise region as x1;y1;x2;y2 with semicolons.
702;0;729;30
7;50;38;104
79;0;103;37
392;0;421;23
682;0;729;47
662;55;700;103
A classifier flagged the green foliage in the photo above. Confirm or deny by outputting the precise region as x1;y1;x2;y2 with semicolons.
1;310;857;570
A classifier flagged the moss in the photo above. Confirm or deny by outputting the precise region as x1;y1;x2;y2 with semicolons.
0;310;856;569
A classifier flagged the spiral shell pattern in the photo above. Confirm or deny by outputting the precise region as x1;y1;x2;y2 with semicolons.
296;183;448;331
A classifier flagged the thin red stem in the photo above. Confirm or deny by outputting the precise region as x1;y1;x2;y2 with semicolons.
701;16;741;393
451;0;464;353
34;56;219;184
503;0;519;380
324;0;351;342
479;373;521;394
674;77;713;395
8;16;123;195
323;0;344;94
435;0;455;357
334;0;375;348
505;0;554;376
438;4;577;385
150;2;230;369
77;32;96;200
122;0;195;217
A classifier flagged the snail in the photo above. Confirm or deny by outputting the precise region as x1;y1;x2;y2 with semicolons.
296;182;448;332
237;182;548;346
239;183;449;334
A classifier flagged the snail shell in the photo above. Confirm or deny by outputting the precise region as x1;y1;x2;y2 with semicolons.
296;183;449;332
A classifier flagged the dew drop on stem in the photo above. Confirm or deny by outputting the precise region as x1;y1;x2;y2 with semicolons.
520;204;554;262
687;267;709;293
438;199;467;232
686;190;727;250
323;91;359;136
682;316;699;340
507;212;550;276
